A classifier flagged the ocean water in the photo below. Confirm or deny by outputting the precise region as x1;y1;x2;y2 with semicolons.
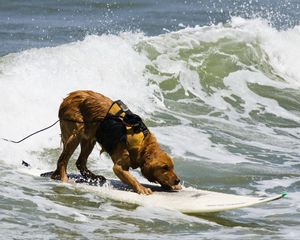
1;0;300;239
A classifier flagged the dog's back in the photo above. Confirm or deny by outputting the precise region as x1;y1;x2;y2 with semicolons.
59;90;113;123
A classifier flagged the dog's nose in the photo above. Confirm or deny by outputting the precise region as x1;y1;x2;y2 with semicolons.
175;178;180;185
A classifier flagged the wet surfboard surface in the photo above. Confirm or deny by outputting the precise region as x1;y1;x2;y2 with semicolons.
39;170;286;214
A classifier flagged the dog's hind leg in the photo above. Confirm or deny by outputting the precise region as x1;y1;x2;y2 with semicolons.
76;138;106;182
51;133;80;182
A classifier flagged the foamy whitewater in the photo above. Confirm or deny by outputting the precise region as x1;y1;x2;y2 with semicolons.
1;3;300;239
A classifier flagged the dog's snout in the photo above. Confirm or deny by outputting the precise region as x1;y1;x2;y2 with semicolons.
175;178;180;185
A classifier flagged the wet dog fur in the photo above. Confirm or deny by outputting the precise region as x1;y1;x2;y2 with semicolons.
51;90;181;194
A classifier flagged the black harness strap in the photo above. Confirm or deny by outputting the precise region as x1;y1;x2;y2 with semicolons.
96;100;149;154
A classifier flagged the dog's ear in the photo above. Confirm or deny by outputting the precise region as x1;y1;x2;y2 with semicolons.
141;161;155;183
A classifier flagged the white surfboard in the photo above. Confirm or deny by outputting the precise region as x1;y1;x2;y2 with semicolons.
37;171;286;214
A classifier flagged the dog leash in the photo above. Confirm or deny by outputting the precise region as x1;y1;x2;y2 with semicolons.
1;118;103;144
1;120;60;144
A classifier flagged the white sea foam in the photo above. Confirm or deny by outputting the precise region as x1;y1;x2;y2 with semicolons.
152;125;248;164
0;33;153;167
223;70;300;122
1;18;300;170
231;17;300;87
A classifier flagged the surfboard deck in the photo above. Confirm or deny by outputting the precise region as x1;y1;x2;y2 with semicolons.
39;171;286;214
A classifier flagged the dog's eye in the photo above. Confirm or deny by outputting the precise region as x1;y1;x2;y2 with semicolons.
162;165;169;171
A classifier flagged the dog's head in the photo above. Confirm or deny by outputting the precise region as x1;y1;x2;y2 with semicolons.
142;151;181;191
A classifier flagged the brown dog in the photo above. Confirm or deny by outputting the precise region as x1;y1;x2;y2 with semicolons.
51;90;181;194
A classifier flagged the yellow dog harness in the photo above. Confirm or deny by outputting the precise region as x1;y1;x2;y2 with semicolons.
96;100;149;154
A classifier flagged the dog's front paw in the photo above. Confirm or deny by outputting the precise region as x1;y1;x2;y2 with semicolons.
137;186;152;195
